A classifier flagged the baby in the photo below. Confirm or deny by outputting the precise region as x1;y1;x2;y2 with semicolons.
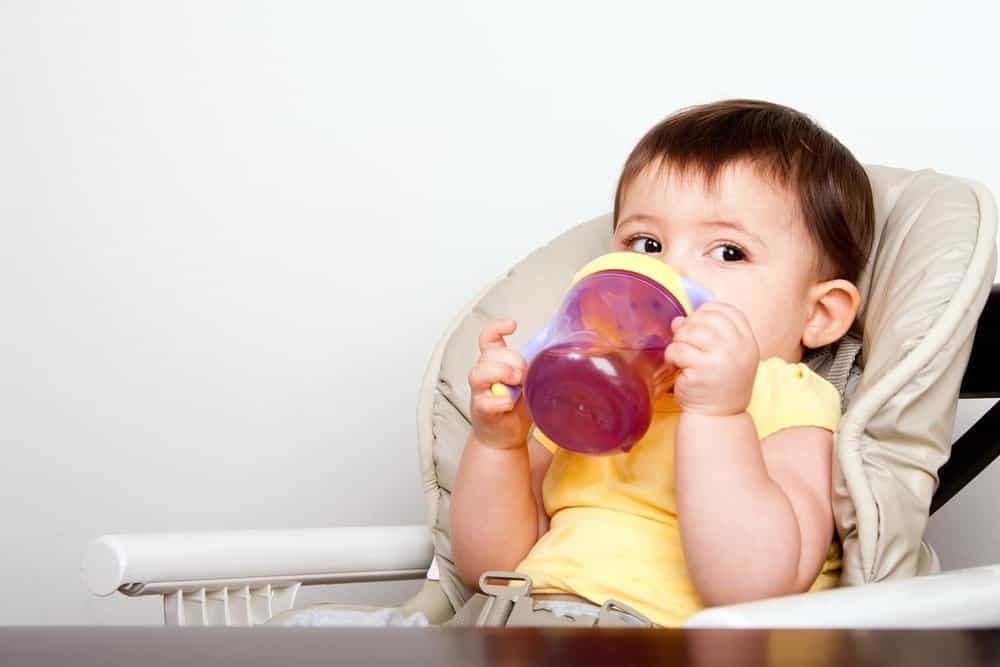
452;99;875;627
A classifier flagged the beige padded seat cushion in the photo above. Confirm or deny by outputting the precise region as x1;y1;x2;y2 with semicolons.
416;165;998;610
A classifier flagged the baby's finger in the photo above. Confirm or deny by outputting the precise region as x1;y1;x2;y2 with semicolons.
697;303;746;335
479;319;517;353
672;320;715;351
670;316;686;333
480;347;529;377
468;359;521;391
664;340;702;370
472;392;515;417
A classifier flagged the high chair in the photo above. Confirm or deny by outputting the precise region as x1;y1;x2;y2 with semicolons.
82;165;999;628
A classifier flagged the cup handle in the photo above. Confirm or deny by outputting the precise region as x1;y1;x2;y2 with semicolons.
489;320;554;404
680;277;714;312
491;383;523;403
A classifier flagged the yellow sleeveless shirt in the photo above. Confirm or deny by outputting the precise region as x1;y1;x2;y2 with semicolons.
516;356;844;627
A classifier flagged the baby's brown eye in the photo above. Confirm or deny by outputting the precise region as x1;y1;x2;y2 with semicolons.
627;236;662;254
710;244;746;262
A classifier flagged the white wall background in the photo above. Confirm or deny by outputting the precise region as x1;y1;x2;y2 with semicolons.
1;1;998;625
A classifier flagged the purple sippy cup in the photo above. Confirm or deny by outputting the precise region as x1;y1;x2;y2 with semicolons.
491;252;712;455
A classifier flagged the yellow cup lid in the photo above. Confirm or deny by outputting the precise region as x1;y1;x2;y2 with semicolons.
570;252;693;314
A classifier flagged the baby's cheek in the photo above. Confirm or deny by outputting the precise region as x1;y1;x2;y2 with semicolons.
746;301;799;358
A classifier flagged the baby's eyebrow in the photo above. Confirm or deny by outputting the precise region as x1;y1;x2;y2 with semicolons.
701;220;767;248
616;214;664;234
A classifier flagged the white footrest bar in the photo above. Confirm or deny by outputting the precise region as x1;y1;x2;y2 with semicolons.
683;564;1000;628
82;525;433;597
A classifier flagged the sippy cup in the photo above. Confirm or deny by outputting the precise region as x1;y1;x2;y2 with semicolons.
491;252;712;456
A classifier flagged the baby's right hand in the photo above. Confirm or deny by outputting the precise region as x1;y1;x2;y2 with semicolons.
468;318;532;450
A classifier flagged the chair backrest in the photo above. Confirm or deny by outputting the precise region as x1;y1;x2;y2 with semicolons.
416;165;998;610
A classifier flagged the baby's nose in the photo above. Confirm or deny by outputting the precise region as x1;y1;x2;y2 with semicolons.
662;253;691;279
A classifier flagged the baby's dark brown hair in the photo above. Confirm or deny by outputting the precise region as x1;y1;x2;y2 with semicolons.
613;99;875;284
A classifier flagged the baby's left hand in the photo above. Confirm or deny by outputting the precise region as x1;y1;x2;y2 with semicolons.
664;302;760;417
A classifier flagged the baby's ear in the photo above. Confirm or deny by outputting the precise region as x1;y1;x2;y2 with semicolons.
802;279;862;349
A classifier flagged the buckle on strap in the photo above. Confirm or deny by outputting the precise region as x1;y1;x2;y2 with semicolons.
477;571;533;626
596;598;656;628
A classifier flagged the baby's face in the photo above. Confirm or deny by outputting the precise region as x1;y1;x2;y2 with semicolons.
612;159;819;363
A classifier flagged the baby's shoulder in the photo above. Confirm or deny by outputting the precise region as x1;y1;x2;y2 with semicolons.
747;357;842;440
752;356;838;393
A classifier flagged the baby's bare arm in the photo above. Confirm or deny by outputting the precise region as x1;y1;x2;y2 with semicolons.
529;438;552;538
675;412;834;606
452;434;551;588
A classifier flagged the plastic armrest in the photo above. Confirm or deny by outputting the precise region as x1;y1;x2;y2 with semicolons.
682;564;1000;628
82;525;433;597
